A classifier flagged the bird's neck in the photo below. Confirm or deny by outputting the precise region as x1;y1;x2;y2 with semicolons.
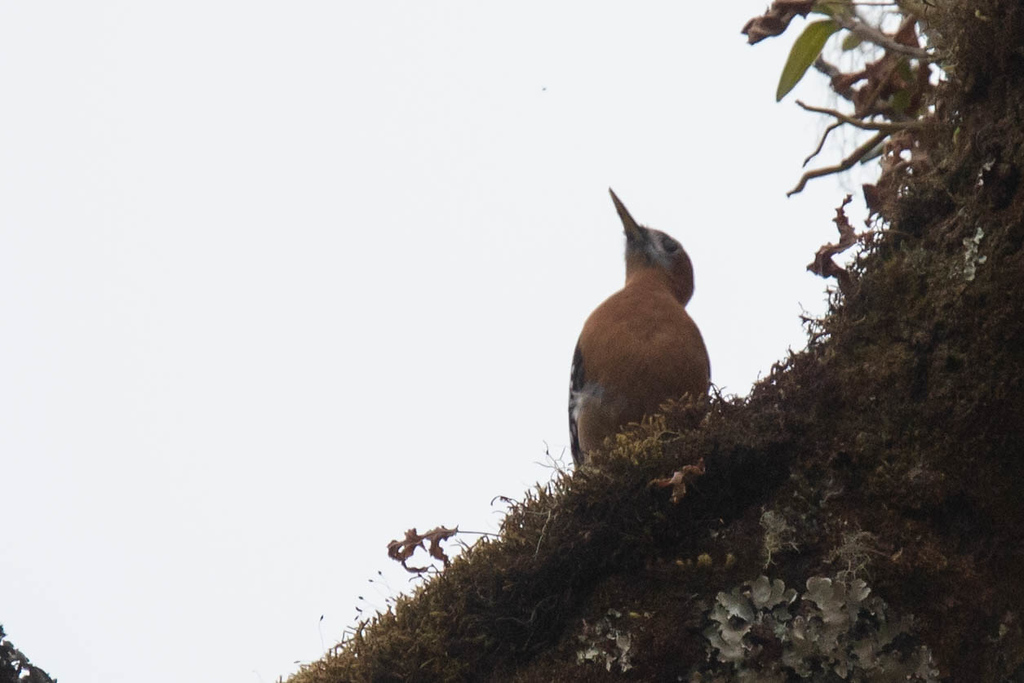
625;266;693;307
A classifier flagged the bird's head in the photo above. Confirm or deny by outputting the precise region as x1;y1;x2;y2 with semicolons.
609;188;695;306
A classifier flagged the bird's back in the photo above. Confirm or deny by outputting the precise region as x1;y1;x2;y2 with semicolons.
570;279;710;463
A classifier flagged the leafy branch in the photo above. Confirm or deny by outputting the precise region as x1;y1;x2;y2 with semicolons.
744;0;938;196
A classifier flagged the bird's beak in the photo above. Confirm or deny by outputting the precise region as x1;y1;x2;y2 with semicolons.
609;188;646;244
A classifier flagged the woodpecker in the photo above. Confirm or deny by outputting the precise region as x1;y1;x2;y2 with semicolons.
568;190;711;466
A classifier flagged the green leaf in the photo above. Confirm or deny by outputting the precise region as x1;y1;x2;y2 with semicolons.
859;139;886;164
896;58;913;81
891;89;912;114
776;19;840;102
841;31;862;51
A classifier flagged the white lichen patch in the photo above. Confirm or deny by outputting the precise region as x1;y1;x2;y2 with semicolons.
697;575;939;681
962;226;987;281
575;608;634;673
760;509;799;567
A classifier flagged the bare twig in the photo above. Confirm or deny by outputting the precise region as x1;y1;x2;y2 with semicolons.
796;100;923;132
788;131;887;197
813;55;842;80
834;15;934;60
814;56;858;103
804;121;843;167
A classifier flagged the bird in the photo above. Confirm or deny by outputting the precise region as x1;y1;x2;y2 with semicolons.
568;189;710;466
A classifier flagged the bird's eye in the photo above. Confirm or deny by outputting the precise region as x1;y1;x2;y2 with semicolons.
662;237;680;253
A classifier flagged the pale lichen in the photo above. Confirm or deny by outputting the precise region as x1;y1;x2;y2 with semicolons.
760;509;799;567
695;575;938;681
575;609;635;673
961;226;987;281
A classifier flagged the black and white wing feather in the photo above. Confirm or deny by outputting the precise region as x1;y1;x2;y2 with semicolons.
568;341;586;466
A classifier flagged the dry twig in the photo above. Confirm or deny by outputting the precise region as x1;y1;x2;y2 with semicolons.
833;15;934;60
788;131;886;196
796;100;923;132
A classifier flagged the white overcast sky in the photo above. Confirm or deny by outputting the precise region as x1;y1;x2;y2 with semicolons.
1;3;873;682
